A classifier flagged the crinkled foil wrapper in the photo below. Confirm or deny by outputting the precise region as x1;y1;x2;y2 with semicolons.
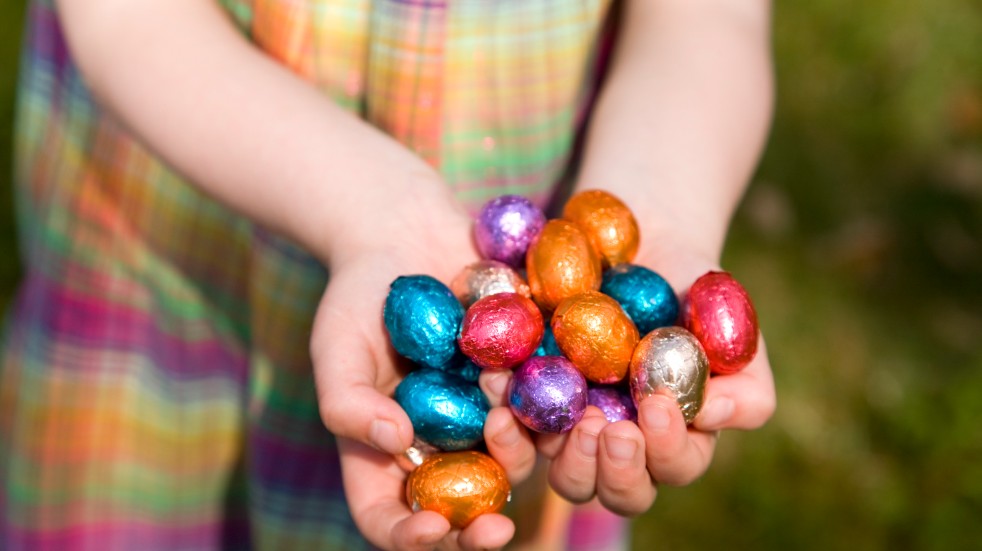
562;189;639;267
552;291;639;384
394;369;489;451
459;293;543;370
683;271;759;375
630;326;709;424
601;264;679;334
508;356;587;433
384;275;464;368
526;220;602;312
406;451;511;528
451;260;531;308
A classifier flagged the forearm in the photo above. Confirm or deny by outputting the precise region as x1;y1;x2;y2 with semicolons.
55;0;453;265
577;0;774;275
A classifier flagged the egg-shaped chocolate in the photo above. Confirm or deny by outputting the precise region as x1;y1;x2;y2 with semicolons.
509;356;587;433
395;368;489;451
601;264;679;334
588;385;638;423
450;260;531;308
384;275;464;368
562;190;639;267
526;220;602;312
552;291;639;384
406;451;511;528
682;271;759;375
459;293;544;370
630;327;709;424
474;195;547;268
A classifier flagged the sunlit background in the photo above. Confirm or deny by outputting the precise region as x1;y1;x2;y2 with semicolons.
2;1;980;549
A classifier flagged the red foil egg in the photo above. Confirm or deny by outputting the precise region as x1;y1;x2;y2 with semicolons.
406;451;511;529
682;271;759;375
459;293;544;370
552;291;640;384
526;220;602;312
562;190;640;267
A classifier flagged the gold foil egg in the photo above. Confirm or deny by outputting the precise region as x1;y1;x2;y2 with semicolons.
629;326;709;424
562;190;640;267
526;220;602;312
405;451;511;529
450;260;531;308
552;291;640;384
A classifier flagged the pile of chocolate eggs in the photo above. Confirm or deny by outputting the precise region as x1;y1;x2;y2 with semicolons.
383;191;759;528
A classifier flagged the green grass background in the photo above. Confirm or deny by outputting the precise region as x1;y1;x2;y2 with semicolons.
2;1;980;549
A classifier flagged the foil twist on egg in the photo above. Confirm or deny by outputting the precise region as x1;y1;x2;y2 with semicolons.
508;356;587;433
552;291;639;384
474;195;547;268
450;260;531;308
601;264;679;334
395;368;489;451
406;451;511;529
682;271;759;375
562;190;640;267
384;275;464;369
629;326;709;424
526;219;602;312
458;293;544;370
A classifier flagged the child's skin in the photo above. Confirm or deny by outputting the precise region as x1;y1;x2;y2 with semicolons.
55;0;775;550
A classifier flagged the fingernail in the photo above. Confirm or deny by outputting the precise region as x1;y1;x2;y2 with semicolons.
604;436;638;466
492;417;520;448
487;372;509;397
577;429;599;457
641;397;672;435
369;419;404;454
699;397;735;429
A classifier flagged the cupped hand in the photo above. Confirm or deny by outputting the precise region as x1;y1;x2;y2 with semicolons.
309;184;536;550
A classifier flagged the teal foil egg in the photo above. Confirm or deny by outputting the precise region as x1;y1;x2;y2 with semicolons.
601;264;679;334
384;275;465;368
533;325;562;357
395;368;490;451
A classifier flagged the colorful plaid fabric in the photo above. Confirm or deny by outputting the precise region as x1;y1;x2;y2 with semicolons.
1;0;619;549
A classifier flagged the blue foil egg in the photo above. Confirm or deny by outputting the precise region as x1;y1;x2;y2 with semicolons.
600;264;679;334
533;325;562;357
384;275;465;368
395;368;490;451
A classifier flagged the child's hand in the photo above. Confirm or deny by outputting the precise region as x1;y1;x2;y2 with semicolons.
309;184;537;550
482;247;776;517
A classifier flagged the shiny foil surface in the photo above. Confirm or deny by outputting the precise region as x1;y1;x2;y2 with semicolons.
394;368;489;451
384;275;465;368
601;264;679;334
630;326;709;424
526;220;602;312
533;325;562;357
395;437;441;472
682;271;759;375
552;291;640;384
451;260;531;308
588;386;638;423
458;293;544;370
562;190;640;267
406;451;511;529
474;195;547;268
508;356;588;433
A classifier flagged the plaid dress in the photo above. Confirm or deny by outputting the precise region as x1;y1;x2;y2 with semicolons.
1;0;620;549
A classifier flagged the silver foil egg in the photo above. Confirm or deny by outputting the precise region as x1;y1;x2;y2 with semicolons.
629;326;709;424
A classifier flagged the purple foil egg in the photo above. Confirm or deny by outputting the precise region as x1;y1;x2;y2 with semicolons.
587;386;638;424
508;356;587;433
474;195;547;268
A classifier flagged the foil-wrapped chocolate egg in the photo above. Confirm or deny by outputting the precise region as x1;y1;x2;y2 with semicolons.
682;271;759;375
450;260;531;308
562;190;639;267
508;356;587;433
474;195;547;268
588;386;638;423
384;275;464;368
459;293;544;370
533;325;562;357
395;437;442;472
601;264;679;334
395;369;489;451
630;327;709;424
526;220;602;312
406;451;511;529
552;291;639;384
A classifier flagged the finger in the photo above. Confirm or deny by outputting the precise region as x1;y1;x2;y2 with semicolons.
479;369;513;407
484;407;537;484
456;513;516;551
339;438;452;550
693;338;776;432
638;394;718;487
596;421;657;517
547;406;608;503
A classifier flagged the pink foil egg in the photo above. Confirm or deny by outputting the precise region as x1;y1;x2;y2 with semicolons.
682;271;759;375
459;293;544;370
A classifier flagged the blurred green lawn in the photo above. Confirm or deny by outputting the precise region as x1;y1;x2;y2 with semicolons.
1;1;980;549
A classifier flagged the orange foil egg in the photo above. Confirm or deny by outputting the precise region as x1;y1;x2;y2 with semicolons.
552;291;640;384
405;451;511;529
526;220;602;312
562;190;640;267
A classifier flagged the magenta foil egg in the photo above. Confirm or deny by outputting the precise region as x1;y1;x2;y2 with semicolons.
458;293;544;370
508;356;587;433
474;195;547;268
450;260;531;308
